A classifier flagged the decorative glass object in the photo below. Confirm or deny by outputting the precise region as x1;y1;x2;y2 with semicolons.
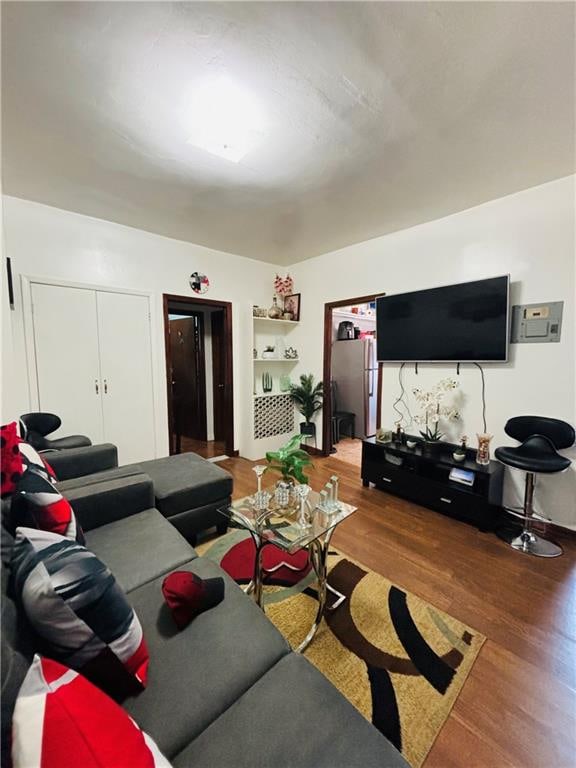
262;372;273;393
293;484;312;530
274;480;291;508
279;375;291;392
252;464;266;493
476;433;492;466
268;297;283;319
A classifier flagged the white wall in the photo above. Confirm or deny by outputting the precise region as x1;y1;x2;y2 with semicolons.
1;196;277;457
288;176;576;529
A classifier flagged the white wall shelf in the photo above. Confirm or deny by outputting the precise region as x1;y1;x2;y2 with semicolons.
253;392;292;398
253;358;299;364
253;316;299;325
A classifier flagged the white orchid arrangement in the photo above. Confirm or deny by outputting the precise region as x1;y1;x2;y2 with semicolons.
412;378;460;442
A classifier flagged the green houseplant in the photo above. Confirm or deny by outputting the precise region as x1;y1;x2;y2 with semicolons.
289;374;324;437
265;434;313;484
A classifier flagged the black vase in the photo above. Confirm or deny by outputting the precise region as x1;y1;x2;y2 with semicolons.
300;422;316;437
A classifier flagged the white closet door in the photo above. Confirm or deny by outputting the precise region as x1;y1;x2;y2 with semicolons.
31;283;104;442
96;291;155;464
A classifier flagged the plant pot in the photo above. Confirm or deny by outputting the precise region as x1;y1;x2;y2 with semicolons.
452;451;466;463
300;422;316;437
422;440;443;456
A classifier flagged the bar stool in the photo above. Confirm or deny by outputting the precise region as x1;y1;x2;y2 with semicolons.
495;416;574;558
20;413;92;451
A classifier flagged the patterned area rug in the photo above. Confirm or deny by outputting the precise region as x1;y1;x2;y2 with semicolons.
197;530;485;768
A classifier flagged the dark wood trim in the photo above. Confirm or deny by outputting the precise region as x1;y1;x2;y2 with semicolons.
322;293;384;457
162;294;235;457
302;444;323;457
324;293;384;310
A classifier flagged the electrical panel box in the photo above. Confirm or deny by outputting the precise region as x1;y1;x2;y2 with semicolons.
511;301;563;344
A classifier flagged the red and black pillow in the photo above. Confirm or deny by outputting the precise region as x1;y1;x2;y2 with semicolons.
1;422;24;497
11;528;149;700
9;466;84;544
12;656;171;768
162;570;224;629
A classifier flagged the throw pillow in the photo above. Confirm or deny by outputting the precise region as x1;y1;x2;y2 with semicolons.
9;467;85;544
18;440;57;480
162;570;224;629
12;655;171;768
1;422;24;497
11;528;149;699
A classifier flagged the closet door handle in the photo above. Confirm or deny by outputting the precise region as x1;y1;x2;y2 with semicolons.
104;379;108;394
95;379;99;395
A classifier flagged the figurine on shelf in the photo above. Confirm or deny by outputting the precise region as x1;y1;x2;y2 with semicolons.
262;345;276;359
394;422;404;444
453;436;467;462
262;373;273;393
284;346;298;359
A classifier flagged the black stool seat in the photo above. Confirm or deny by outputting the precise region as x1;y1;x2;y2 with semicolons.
495;435;571;474
20;412;92;452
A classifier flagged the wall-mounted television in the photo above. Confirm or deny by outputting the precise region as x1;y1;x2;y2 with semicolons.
376;275;510;362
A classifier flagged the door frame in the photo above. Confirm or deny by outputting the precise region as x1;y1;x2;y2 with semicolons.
322;293;384;457
20;275;159;456
163;294;235;457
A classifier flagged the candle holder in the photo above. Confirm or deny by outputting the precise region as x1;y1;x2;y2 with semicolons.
252;464;267;493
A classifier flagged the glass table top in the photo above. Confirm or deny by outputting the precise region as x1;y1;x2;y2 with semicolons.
219;489;357;554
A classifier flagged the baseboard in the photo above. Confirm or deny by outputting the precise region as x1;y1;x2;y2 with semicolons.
302;445;323;456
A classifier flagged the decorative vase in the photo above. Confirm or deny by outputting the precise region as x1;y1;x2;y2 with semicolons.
262;372;273;393
422;439;442;456
406;439;418;449
476;433;492;466
279;375;291;392
268;297;283;319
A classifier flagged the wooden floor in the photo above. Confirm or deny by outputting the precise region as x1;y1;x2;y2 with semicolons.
216;453;576;768
333;436;362;466
174;436;226;459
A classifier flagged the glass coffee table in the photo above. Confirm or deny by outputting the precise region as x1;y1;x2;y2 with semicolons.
219;489;357;652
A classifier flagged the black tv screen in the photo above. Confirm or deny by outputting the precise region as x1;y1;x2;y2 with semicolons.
376;276;509;362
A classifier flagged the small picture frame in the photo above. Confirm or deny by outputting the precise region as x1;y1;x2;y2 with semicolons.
283;293;300;321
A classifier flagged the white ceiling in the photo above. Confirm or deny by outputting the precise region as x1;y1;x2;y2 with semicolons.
2;2;574;265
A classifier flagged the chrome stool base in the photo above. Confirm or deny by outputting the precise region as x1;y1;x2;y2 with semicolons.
497;526;562;558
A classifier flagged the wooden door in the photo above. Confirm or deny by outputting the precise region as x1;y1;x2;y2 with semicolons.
31;283;105;443
211;310;226;442
169;315;207;442
96;292;155;464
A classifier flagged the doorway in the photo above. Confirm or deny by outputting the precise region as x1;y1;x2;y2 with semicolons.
322;294;384;467
163;294;234;459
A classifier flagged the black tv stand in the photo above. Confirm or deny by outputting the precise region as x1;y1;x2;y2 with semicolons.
361;437;504;531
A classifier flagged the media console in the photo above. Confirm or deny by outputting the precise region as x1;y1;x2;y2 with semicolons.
361;436;504;531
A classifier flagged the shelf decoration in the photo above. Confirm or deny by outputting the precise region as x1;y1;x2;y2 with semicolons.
262;345;276;359
284;346;298;359
274;274;294;300
262;372;273;393
253;306;267;318
412;378;460;443
283;293;300;321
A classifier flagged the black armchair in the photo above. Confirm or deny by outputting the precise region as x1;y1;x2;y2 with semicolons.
20;413;92;452
495;416;574;558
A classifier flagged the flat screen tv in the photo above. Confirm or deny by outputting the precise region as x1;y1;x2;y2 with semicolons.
376;275;510;362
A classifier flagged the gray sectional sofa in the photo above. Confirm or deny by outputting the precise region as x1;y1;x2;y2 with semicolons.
1;470;409;768
45;443;233;542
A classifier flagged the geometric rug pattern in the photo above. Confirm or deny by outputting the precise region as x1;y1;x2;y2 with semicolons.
197;530;485;768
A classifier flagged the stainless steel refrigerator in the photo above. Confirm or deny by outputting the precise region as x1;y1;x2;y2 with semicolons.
331;337;378;440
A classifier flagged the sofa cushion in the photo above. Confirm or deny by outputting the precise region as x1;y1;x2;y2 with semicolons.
132;453;233;517
172;653;410;768
12;655;171;768
123;557;290;759
11;528;149;700
85;509;197;594
56;465;147;494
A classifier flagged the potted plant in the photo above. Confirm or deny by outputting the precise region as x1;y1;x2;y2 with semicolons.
265;434;313;484
412;378;460;452
289;374;324;437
